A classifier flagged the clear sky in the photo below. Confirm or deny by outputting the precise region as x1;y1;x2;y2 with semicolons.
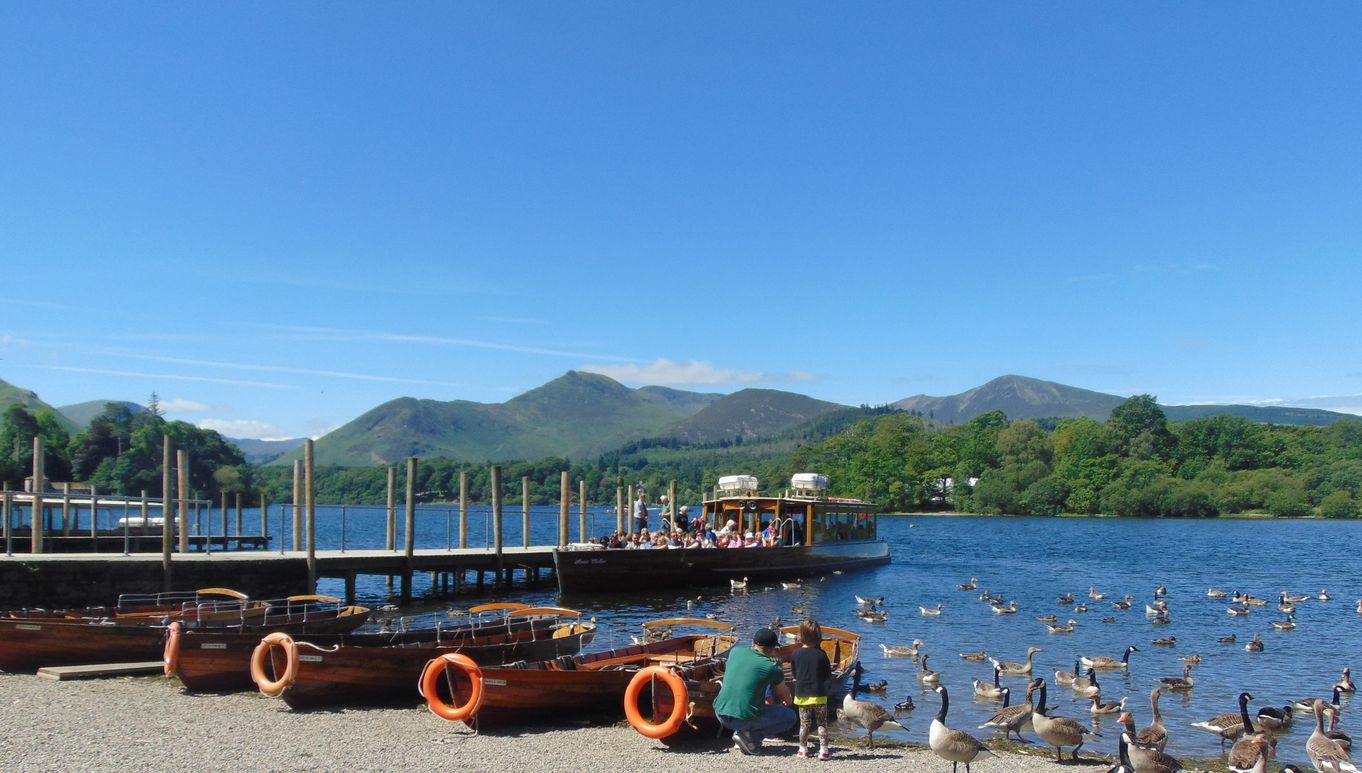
3;3;1360;440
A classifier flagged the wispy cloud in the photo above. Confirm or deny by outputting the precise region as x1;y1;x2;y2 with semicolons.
33;365;294;389
160;397;221;413
115;352;470;387
235;323;641;363
198;418;291;440
581;359;815;387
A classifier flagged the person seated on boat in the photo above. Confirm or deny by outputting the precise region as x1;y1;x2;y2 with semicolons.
760;521;778;547
718;519;738;537
743;531;759;548
715;627;797;755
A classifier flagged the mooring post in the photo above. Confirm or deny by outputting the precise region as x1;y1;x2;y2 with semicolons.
491;465;504;587
259;492;268;540
291;459;302;552
668;480;677;531
140;489;149;538
31;436;45;554
521;476;531;549
385;466;396;552
235;492;242;537
345;571;356;605
626;484;635;536
305;439;317;593
559;471;570;548
221;492;228;551
402;457;416;603
61;483;71;536
177;449;190;554
615;477;624;535
458;471;468;549
578;480;587;543
89;485;98;551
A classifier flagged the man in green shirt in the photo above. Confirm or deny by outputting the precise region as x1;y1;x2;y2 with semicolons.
713;628;796;755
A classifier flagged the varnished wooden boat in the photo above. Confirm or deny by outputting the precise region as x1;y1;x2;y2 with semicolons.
171;602;538;692
0;595;370;673
257;607;597;709
4;588;270;626
420;618;741;724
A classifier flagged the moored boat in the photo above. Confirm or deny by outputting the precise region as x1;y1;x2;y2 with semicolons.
552;474;889;593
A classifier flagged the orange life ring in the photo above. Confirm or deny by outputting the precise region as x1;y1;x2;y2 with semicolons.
624;666;688;739
250;632;298;697
162;621;182;677
420;653;484;722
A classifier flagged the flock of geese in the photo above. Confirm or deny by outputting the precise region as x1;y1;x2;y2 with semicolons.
834;578;1360;772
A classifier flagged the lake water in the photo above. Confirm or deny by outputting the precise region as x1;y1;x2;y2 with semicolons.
190;507;1362;765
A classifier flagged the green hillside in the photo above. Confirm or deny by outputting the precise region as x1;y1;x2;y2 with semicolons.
1162;404;1349;426
58;400;145;428
668;388;848;444
0;378;79;432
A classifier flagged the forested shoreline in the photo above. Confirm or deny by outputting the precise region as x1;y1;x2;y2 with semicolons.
3;395;1359;519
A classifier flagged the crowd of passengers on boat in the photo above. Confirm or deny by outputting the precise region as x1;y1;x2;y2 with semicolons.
595;514;804;550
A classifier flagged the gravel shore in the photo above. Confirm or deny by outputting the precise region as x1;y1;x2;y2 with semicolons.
1;672;1211;772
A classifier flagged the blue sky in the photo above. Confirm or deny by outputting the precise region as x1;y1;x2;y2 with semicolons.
3;3;1360;440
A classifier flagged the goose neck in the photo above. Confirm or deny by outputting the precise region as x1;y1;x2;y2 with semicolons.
935;686;949;723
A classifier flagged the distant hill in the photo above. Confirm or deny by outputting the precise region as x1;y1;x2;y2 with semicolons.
227;437;308;465
0;378;79;432
668;389;848;444
58;400;146;428
299;371;724;466
895;374;1358;427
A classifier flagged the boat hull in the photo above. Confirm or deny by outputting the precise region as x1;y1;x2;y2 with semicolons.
553;539;890;594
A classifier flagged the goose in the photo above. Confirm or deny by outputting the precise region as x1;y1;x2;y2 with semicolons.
1126;729;1186;772
1089;585;1107;600
1337;667;1356;694
1278;593;1297;614
1055;658;1082;687
1293;686;1344;715
1191;691;1255;747
1227;733;1273;773
929;684;993;773
1255;704;1293;732
1031;678;1100;762
856;608;888;622
856;594;884;606
1147;600;1169;616
991;600;1018;614
1160;664;1195;692
1152;636;1177;647
979;589;994;602
1179;653;1202;663
974;667;1004;699
1326;705;1352;752
1319;588;1331;601
1137;687;1169;751
1072;666;1096;692
1047;618;1077;634
978;677;1038;742
1244;595;1269;607
1089;693;1127;715
959;650;988;661
1283;591;1310;603
1208;586;1229;598
1228;604;1252;617
1151;610;1171;625
1155;583;1167;598
841;665;905;749
1270;615;1296;631
1074;668;1101;699
1081;645;1138;671
958;577;978;591
1106;729;1137;773
880;639;924;658
1102;616;1119;623
1307;698;1359;773
918;653;940;684
991;646;1042;677
1245;632;1265;652
920;603;944;616
1058;592;1075;605
1074;603;1089;613
780;581;801;590
1036;614;1058;623
730;576;748;590
1218;634;1238;644
1113;595;1134;610
894;695;915;713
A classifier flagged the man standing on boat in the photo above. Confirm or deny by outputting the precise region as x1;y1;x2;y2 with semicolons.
632;491;649;534
714;628;796;755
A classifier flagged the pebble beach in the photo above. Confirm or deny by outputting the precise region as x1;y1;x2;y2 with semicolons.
0;672;1205;773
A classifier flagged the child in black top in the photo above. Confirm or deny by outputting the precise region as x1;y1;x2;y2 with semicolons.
789;618;832;759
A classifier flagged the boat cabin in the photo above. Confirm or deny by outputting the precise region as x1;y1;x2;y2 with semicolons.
701;474;877;547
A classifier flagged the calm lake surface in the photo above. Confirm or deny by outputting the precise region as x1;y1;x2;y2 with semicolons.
213;508;1360;765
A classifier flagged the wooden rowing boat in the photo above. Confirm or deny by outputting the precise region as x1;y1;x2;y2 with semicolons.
171;602;538;692
256;607;597;709
3;588;270;626
0;595;370;673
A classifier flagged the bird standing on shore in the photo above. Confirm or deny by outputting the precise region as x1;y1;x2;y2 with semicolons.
841;665;905;749
928;684;993;773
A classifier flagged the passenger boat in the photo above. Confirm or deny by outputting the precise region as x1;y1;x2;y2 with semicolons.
553;474;890;593
254;607;597;709
170;602;536;692
419;618;740;725
0;594;370;673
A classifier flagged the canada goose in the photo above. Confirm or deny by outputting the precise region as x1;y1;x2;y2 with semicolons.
1218;634;1238;643
1055;658;1081;687
1228;605;1251;617
991;600;1018;614
1208;586;1229;598
1227;733;1273;773
918;653;940;684
1107;729;1136;773
1126;729;1186;772
730;576;748;590
1319;588;1331;601
979;589;993;602
1160;664;1195;692
1074;668;1101;699
1191;691;1255;747
1113;595;1134;610
1180;653;1202;663
894;695;915;713
1307;698;1358;773
856;594;884;606
1036;614;1058;623
1270;615;1296;631
1031;678;1100;762
1089;585;1107;600
978;677;1038;742
856;608;888;622
1152;636;1177;647
1283;591;1309;603
1244;595;1268;607
1138;687;1169;751
920;603;944;616
1089;693;1127;715
1293;686;1344;715
959;650;988;661
1102;616;1119;623
880;639;924;658
1071;665;1095;692
841;665;905;749
1245;632;1264;652
1278;593;1296;614
958;577;978;591
1337;667;1356;693
1047;618;1077;634
1255;704;1293;731
1154;583;1167;598
974;667;1004;699
863;679;889;695
929;684;993;773
1074;603;1089;613
1058;592;1075;605
1081;645;1138;671
991;646;1042;677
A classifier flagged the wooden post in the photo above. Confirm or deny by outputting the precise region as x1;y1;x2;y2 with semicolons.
627;484;636;535
578;479;587;543
89;485;98;548
491;465;503;586
61;482;71;536
235;492;242;536
522;476;531;549
305;439;316;593
161;437;172;570
177;449;190;554
402;457;417;603
558;471;570;547
458;471;468;549
221;492;228;550
140;489;149;538
30;436;44;554
615;478;625;535
385;466;397;551
291;459;303;551
668;480;677;531
3;490;12;556
260;492;268;539
805;503;814;546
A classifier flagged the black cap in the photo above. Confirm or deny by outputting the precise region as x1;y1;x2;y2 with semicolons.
753;628;779;648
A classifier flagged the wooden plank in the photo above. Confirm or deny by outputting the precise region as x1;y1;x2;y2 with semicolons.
37;661;164;681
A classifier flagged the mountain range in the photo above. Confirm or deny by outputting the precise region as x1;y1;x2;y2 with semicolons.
2;373;1357;467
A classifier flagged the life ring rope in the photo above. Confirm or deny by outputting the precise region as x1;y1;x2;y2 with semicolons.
420;653;484;723
250;632;298;697
624;666;688;739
